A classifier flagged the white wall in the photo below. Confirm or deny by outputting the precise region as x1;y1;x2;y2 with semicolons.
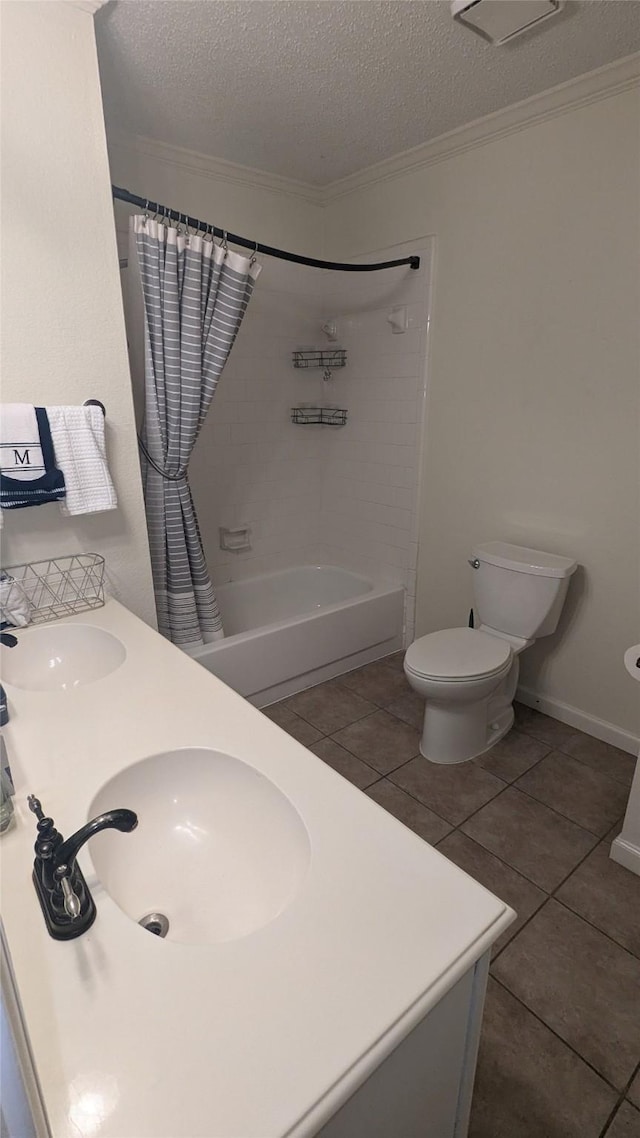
324;81;640;741
0;2;155;626
107;134;324;259
318;244;432;643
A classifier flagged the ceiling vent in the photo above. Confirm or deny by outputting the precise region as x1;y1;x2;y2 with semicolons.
451;0;562;45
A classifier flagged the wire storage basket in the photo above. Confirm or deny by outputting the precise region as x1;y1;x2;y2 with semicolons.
291;407;348;426
2;553;106;625
292;350;347;370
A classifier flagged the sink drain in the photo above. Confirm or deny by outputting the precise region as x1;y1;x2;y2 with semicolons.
138;912;169;938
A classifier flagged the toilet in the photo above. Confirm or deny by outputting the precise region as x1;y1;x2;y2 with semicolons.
404;542;577;764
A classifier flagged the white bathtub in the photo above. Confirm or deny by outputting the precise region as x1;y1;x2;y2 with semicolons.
186;565;405;706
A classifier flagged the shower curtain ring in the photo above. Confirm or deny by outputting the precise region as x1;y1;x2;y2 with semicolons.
222;230;228;252
250;240;259;265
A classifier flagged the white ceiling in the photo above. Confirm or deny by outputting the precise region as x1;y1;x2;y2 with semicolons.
96;1;640;186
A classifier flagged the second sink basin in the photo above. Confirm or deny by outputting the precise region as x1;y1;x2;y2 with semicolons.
88;748;311;944
2;624;126;691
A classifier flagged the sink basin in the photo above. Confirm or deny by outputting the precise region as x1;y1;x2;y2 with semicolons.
88;748;311;944
1;624;126;691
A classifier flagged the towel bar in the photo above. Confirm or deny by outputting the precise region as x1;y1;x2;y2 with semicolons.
83;399;106;417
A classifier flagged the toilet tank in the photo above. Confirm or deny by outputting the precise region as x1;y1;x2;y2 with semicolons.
471;542;577;640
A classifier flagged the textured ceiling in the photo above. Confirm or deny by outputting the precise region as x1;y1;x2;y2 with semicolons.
96;0;640;186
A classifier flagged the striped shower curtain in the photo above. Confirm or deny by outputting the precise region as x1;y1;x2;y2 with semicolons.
132;215;261;647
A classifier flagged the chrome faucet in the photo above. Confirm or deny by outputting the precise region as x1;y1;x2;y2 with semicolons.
28;796;138;940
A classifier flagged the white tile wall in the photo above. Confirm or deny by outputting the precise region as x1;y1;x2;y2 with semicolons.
190;240;432;619
318;241;432;642
188;259;328;585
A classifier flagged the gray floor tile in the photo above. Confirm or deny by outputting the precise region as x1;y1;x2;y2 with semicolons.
605;819;625;843
561;733;638;789
308;738;379;790
365;779;452;844
516;751;629;837
604;1102;640;1138
332;709;420;774
436;831;546;955
475;729;551;782
389;756;505;825
514;703;578;748
283;679;375;734
628;1071;640;1110
338;659;408;707
469;978;617;1138
380;650;405;673
493;900;640;1089
462;787;597;891
385;689;425;730
261;703;323;746
557;841;640;958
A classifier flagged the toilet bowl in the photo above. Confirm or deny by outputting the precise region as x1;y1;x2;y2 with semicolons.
404;541;577;765
404;628;515;764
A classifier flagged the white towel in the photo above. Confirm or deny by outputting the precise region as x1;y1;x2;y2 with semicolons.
0;572;31;627
48;405;117;516
0;403;46;481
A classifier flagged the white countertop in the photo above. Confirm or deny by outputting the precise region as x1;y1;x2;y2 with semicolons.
1;600;514;1138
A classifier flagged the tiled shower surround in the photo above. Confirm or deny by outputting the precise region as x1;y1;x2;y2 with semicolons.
188;240;432;643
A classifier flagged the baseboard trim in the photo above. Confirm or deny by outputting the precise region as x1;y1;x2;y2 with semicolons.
516;685;639;756
610;836;640;878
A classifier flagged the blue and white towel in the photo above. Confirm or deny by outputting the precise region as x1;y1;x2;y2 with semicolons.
0;405;65;510
0;403;117;522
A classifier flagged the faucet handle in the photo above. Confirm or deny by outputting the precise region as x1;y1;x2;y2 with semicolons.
54;865;82;920
28;795;44;820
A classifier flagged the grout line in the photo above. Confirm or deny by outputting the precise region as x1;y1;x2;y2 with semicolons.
280;679;639;1124
489;832;640;964
551;896;640;963
596;1058;640;1137
490;975;624;1095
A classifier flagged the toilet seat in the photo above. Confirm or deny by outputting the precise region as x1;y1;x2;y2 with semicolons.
405;627;512;683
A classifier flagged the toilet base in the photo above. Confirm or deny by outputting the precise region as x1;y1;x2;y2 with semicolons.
419;702;514;765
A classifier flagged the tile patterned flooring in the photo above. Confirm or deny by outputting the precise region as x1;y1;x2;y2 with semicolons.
263;652;640;1138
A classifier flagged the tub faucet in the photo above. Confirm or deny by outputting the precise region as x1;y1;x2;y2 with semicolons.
28;796;138;940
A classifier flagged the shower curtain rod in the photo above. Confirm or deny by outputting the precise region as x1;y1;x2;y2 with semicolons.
112;186;420;272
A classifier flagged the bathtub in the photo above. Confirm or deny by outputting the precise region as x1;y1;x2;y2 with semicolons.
186;565;405;706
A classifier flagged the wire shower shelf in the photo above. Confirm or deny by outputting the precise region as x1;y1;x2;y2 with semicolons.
292;350;347;370
291;407;347;426
2;553;106;625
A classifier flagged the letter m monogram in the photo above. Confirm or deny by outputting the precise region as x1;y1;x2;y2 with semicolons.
13;449;31;466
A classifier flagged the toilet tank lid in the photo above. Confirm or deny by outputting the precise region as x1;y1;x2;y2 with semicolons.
473;542;578;579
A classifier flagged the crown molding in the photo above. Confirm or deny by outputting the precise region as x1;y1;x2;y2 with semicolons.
323;52;640;202
67;1;108;13
107;131;325;207
107;53;639;209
